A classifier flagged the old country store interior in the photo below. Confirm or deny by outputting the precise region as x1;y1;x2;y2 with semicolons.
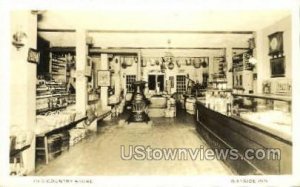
9;9;294;176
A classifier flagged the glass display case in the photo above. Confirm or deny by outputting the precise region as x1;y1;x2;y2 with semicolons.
203;89;232;115
231;93;292;141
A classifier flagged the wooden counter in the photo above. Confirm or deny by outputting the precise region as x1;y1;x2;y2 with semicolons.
195;102;292;175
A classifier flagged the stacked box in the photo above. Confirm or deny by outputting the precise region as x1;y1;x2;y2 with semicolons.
58;131;70;151
68;128;88;146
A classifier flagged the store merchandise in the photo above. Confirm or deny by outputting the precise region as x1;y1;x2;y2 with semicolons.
35;105;77;134
205;90;232;115
69;128;89;146
185;97;196;115
165;97;176;117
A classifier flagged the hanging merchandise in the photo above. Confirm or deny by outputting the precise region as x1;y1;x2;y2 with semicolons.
168;58;175;70
161;62;166;73
186;58;191;66
193;58;201;69
142;58;147;67
176;58;182;68
121;57;127;69
150;58;155;66
202;57;208;68
156;58;160;66
126;56;133;66
134;57;138;63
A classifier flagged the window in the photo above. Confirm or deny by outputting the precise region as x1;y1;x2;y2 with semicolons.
176;75;186;93
148;74;164;92
126;75;136;93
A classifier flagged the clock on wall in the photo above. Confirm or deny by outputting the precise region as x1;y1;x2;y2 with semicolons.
268;31;284;56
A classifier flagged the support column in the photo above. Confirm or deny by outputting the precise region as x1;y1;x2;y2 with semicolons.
100;52;111;112
76;29;88;116
137;51;141;81
226;47;233;89
256;30;264;94
208;56;214;82
10;11;37;173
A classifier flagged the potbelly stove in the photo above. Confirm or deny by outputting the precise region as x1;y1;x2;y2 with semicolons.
127;81;150;123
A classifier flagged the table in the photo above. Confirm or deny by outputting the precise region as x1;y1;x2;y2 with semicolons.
36;116;87;164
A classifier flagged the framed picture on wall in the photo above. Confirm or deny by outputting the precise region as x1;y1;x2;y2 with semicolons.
270;56;285;78
85;57;92;77
27;48;40;64
97;70;110;87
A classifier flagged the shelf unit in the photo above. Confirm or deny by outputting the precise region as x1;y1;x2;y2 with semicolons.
213;56;226;78
49;53;67;83
36;81;69;115
232;52;253;93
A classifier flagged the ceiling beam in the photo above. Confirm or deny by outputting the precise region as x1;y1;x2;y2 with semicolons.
88;30;254;34
38;28;76;32
38;28;253;35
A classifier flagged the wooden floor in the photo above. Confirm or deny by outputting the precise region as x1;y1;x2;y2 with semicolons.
34;110;233;176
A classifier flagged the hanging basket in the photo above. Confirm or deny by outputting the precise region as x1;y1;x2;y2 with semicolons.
168;62;175;70
121;62;127;69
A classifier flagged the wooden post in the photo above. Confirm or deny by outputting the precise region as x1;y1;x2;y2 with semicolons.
76;29;88;116
226;47;233;89
10;11;37;173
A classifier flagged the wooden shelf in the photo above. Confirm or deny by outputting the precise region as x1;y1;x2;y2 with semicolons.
36;106;67;115
36;93;68;99
36;88;49;92
51;72;65;75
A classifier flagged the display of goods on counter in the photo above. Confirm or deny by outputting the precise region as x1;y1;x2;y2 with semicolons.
35;105;77;134
205;91;232;115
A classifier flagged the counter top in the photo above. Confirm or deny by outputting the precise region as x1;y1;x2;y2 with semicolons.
36;116;87;137
196;101;292;145
232;93;291;102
